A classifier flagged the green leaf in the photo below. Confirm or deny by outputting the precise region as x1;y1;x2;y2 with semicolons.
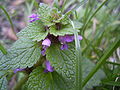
24;67;67;90
17;21;48;42
46;43;76;89
53;10;72;25
37;3;52;26
37;3;72;26
46;43;105;89
0;71;8;90
49;25;79;36
0;71;7;79
73;20;83;29
0;38;41;70
0;77;7;90
52;71;67;90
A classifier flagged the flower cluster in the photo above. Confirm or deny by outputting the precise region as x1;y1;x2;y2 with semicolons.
58;35;82;50
41;35;82;54
41;35;82;73
27;13;83;73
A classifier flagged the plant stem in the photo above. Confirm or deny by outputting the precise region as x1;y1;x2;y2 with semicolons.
82;37;120;87
0;5;17;38
71;20;82;90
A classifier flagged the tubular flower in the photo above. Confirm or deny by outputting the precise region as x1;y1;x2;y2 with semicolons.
60;44;68;50
29;13;40;23
58;35;82;50
42;38;51;47
41;38;51;56
44;60;54;73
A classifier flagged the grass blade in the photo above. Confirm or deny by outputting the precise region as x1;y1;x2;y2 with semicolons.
102;81;120;86
106;61;120;66
0;43;7;55
82;0;108;35
0;5;17;37
82;37;120;87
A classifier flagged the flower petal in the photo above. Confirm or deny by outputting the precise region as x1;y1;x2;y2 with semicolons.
29;13;38;18
29;13;40;23
58;36;66;44
60;44;68;50
42;38;51;47
78;35;83;40
41;49;46;56
65;35;74;42
14;68;24;73
45;60;54;72
58;35;74;43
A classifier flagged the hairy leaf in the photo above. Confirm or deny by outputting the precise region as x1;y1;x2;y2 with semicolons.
73;20;83;29
0;77;7;90
37;3;53;26
61;11;72;24
0;71;7;90
49;25;79;36
46;43;105;89
52;10;71;25
37;3;71;26
17;21;48;42
46;43;76;89
0;38;41;70
24;67;67;90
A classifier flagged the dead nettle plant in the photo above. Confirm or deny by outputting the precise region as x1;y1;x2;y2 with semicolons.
1;2;118;90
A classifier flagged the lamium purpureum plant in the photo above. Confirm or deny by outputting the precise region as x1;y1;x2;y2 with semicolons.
0;3;107;90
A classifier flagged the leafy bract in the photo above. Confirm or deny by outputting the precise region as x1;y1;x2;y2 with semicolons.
37;3;53;26
46;43;105;89
37;3;71;26
17;21;48;42
24;67;67;90
49;25;79;36
52;10;72;25
0;38;41;70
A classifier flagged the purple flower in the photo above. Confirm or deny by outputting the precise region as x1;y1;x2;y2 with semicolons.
42;38;51;47
78;35;83;40
60;44;68;50
41;49;46;56
14;68;24;73
29;13;40;23
65;35;74;42
58;35;74;43
41;38;51;56
44;60;54;73
58;35;82;50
